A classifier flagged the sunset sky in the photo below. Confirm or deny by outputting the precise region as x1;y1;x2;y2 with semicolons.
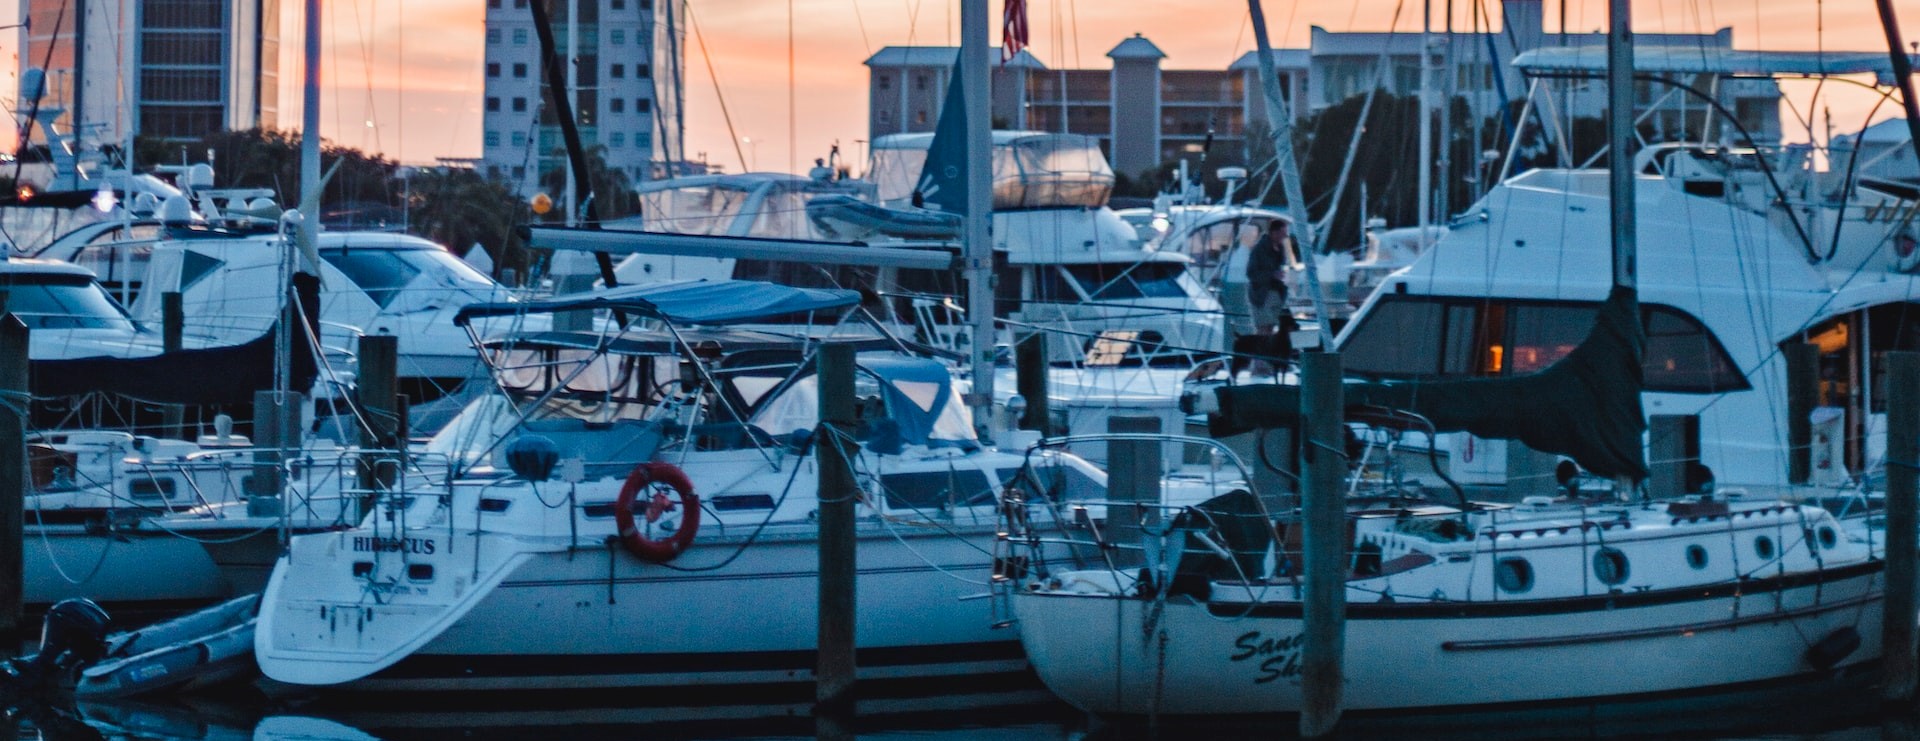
0;0;1916;170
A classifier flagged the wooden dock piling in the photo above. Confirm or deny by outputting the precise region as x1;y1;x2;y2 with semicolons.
0;313;26;646
1299;351;1345;737
1786;342;1818;485
161;292;185;438
356;334;401;512
1884;351;1919;704
1015;333;1050;434
816;342;859;710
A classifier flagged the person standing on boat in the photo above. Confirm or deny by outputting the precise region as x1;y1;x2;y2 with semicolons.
1246;220;1293;335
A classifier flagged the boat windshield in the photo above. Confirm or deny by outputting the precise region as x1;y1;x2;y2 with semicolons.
870;134;1114;209
1058;262;1191;300
637;183;754;235
0;274;137;330
320;246;502;310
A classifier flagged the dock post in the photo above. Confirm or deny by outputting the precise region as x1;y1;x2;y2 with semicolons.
356;335;401;517
1108;415;1163;537
1015;332;1050;434
161;291;185;438
0;313;26;646
1299;351;1345;737
1884;352;1919;704
816;342;859;711
248;389;303;517
1786;342;1819;485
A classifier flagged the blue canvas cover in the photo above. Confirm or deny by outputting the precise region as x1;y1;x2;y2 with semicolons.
455;279;860;327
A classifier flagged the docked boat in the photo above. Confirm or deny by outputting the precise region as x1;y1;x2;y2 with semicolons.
1001;24;1908;720
73;593;259;699
253;279;1218;693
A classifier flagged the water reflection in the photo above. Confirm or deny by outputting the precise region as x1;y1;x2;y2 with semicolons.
25;667;1907;741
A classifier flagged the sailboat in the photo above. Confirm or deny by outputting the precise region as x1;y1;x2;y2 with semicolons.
1000;1;1897;718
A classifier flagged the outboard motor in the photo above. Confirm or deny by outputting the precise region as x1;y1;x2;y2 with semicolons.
8;599;111;692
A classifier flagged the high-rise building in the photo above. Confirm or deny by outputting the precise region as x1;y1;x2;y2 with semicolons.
481;0;682;196
22;0;279;149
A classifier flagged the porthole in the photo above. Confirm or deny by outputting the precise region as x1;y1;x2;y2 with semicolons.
1754;535;1776;560
1817;527;1838;550
1593;547;1629;585
1685;544;1709;570
1495;557;1533;593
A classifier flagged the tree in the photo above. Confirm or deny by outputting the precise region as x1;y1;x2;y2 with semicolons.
136;128;399;211
535;145;638;223
405;167;535;281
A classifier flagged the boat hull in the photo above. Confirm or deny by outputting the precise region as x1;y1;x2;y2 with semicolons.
1013;563;1884;716
258;523;1024;692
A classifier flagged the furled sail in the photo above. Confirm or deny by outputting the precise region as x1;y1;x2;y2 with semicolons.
1211;285;1647;480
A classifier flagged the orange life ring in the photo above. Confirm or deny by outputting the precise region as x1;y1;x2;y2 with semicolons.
614;462;701;563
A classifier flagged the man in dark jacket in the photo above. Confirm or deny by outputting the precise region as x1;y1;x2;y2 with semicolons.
1245;220;1292;335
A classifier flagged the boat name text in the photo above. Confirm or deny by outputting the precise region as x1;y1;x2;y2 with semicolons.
351;536;436;554
1231;630;1304;683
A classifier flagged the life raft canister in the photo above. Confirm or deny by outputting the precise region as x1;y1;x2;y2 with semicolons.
614;462;700;563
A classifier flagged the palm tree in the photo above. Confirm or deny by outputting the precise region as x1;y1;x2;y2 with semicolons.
406;167;534;282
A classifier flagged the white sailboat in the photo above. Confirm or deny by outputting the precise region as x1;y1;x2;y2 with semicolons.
1002;2;1903;719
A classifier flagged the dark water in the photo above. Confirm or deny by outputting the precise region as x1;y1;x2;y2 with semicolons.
11;671;1916;741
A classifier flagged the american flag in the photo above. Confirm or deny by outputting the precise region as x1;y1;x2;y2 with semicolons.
1001;0;1028;65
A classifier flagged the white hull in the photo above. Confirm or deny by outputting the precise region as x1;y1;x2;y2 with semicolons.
258;522;1023;692
1014;564;1882;715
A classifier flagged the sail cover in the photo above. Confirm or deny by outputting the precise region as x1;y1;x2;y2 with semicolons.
1212;285;1648;480
456;279;861;327
34;272;323;406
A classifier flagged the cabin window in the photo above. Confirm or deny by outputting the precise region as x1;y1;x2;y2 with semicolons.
1062;262;1187;300
129;477;177;501
1685;544;1709;569
1592;547;1629;586
879;469;994;510
1754;535;1775;561
1494;557;1533;593
1341;295;1747;393
1817;526;1838;550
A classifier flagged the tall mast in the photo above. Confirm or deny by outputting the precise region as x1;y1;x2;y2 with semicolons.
1248;0;1334;348
961;0;994;435
1606;0;1634;291
1417;0;1433;252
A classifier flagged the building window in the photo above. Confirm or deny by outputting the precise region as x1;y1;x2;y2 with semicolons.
915;74;928;90
915;110;927;124
514;0;527;8
611;29;625;44
513;63;528;78
611;132;626;148
878;74;891;91
878;110;891;124
512;97;527;112
612;0;626;8
485;97;501;112
484;131;500;146
511;131;527;147
641;0;652;9
611;98;625;113
611;63;625;79
486;63;501;77
636;63;650;78
513;28;528;44
486;28;501;43
637;98;651;113
513;166;526;178
488;0;501;7
487;165;502;179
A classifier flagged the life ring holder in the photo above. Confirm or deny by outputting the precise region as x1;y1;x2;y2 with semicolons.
614;462;701;563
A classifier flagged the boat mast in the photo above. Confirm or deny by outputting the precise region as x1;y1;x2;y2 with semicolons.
1247;0;1334;348
961;0;994;435
1873;0;1920;169
1417;0;1433;252
1606;0;1634;293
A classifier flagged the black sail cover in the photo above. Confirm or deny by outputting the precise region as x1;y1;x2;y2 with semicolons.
33;272;323;406
1211;285;1648;480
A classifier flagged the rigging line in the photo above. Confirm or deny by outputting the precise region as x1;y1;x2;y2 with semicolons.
849;0;874;58
789;0;796;174
683;3;750;173
1067;0;1081;68
350;0;381;155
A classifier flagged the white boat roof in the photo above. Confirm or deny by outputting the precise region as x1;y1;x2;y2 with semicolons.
870;130;1094;150
0;256;99;278
1514;46;1920;79
632;172;818;194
